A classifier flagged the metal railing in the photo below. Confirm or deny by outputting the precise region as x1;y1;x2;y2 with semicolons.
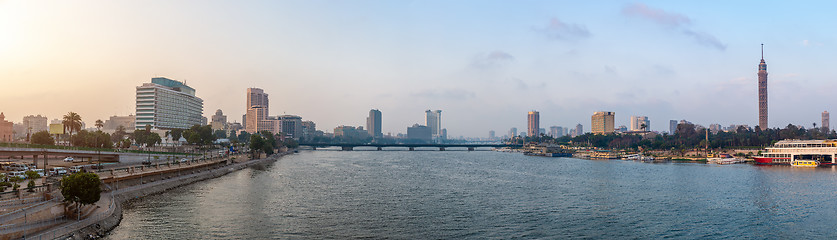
26;191;116;240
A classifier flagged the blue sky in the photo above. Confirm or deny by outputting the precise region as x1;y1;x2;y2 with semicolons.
1;0;836;137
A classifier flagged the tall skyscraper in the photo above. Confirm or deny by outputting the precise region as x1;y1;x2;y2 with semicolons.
591;111;615;134
669;120;678;135
489;130;495;139
758;44;768;130
135;77;203;130
575;124;583;137
425;110;442;138
550;126;562;138
823;111;830;132
630;116;650;131
527;111;540;137
245;88;271;133
367;109;382;138
509;127;518;138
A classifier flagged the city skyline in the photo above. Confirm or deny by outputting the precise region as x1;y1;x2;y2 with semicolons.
2;1;837;136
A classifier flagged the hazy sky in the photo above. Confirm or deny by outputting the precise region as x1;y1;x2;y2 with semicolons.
1;0;836;137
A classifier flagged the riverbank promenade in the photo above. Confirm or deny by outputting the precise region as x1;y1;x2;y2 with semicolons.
0;150;287;239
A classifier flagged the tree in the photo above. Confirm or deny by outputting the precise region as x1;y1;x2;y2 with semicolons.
183;125;215;146
238;131;251;143
62;112;83;144
229;131;238;143
249;134;265;159
214;129;227;139
60;172;102;206
284;138;299;148
24;170;40;192
112;125;128;143
169;128;184;142
31;131;55;145
95;119;104;130
132;129;161;148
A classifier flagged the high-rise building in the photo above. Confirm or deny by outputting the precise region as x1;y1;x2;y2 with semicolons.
280;115;303;139
22;115;48;135
301;121;317;140
425;110;442;138
367;109;382;138
210;109;227;131
758;44;769;130
0;113;12;142
135;77;203;130
591;111;615;134
509;127;518;138
489;130;495;139
709;123;722;134
669;120;678;134
528;111;540;137
574;124;583;137
550;126;562;138
407;124;432;142
823;111;830;132
245;88;270;133
563;127;568;137
630;116;650;131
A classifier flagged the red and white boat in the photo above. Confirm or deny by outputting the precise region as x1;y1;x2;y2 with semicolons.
753;139;837;166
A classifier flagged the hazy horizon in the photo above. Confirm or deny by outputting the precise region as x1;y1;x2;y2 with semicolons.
2;0;836;137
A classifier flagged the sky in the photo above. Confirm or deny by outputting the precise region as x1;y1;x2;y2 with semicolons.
1;0;836;138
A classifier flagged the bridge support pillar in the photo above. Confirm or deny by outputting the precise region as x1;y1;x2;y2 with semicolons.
468;147;475;151
439;147;446;151
377;147;383;151
342;146;354;151
409;147;415;151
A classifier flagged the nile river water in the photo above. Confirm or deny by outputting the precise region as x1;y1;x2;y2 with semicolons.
106;150;837;239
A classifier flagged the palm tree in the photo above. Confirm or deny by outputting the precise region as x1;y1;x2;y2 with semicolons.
62;112;82;145
640;123;647;131
95;119;104;131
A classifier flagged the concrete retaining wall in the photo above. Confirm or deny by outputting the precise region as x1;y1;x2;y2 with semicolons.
59;152;288;239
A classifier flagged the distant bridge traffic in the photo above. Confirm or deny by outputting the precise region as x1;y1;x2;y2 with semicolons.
298;143;522;151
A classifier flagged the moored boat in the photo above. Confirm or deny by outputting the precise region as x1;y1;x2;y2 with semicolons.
791;160;819;167
754;139;837;166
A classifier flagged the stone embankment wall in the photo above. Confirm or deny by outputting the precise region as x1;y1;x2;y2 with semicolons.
61;152;289;239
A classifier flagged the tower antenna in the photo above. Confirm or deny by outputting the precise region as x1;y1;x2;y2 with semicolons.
761;43;764;59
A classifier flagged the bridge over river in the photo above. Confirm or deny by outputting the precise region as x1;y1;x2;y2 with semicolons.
299;143;522;151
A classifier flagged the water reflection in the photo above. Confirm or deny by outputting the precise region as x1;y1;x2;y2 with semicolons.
108;152;837;239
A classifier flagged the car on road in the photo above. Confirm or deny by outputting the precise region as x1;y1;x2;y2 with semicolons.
69;166;83;173
179;158;189;163
63;157;75;162
49;167;68;175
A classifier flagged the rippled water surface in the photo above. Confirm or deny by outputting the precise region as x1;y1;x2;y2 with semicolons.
106;150;837;239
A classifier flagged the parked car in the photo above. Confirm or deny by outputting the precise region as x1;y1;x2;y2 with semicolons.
30;169;45;177
7;163;29;171
179;158;189;163
63;157;75;162
69;166;83;173
49;167;68;175
8;171;27;179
